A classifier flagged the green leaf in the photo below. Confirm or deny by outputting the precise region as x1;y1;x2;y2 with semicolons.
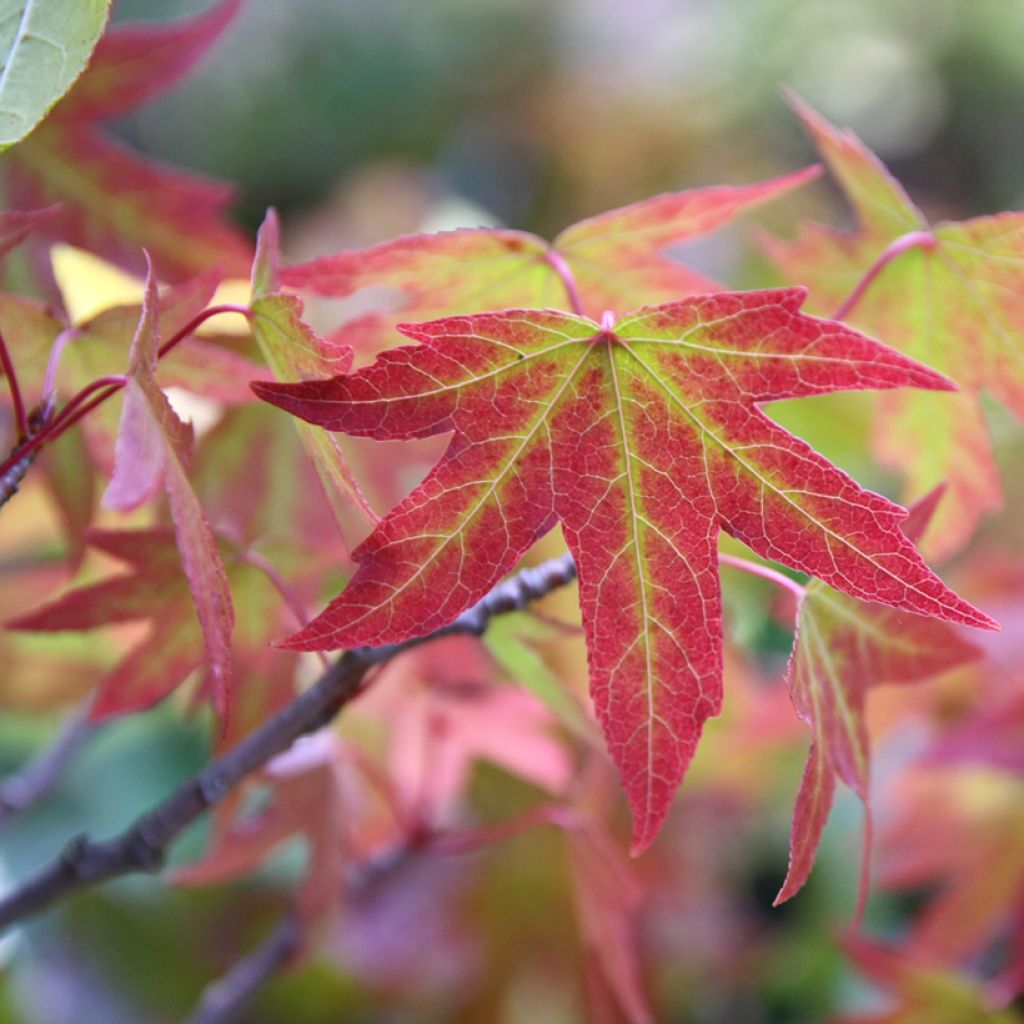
0;0;111;150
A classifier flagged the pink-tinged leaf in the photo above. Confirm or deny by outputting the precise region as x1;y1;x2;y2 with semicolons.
282;167;819;346
174;730;347;927
777;581;982;905
55;0;242;122
877;720;1024;969
0;206;60;259
566;817;653;1024
8;529;206;718
104;267;234;713
366;636;572;817
764;94;1024;559
255;290;995;851
7;528;290;720
248;211;373;527
777;488;983;905
1;3;250;282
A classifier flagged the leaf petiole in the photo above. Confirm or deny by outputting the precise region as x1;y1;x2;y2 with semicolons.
0;302;255;486
718;551;806;601
544;248;584;315
832;230;936;322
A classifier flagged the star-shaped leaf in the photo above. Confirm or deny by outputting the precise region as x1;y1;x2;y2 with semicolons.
764;94;1024;558
282;166;820;347
1;0;250;282
9;528;209;718
255;289;995;851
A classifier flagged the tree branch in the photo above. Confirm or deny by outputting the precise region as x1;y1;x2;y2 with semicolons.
0;553;577;932
185;914;300;1024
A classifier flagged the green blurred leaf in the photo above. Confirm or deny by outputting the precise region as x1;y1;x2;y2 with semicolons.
0;0;111;150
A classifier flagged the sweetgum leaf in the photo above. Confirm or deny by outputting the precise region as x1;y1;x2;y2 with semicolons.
256;290;995;851
1;0;250;282
778;584;981;905
281;167;820;347
8;527;288;720
764;94;1024;559
0;0;110;150
778;485;982;904
566;816;652;1024
249;210;373;527
8;528;207;718
104;265;235;714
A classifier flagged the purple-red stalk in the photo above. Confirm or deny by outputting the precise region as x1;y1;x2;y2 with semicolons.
544;248;584;316
0;304;253;483
832;230;936;322
0;331;28;440
718;551;806;602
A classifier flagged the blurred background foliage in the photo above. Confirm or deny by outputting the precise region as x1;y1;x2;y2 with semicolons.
1;1;1023;1022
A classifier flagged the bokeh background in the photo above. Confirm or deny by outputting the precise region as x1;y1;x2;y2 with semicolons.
1;1;1023;1022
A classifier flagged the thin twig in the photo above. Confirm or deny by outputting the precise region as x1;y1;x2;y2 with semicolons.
185;914;300;1024
0;553;577;932
0;700;97;832
0;330;27;439
0;303;253;487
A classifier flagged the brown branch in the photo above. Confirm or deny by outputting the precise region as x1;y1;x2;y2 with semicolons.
0;553;577;931
0;700;97;831
184;914;300;1024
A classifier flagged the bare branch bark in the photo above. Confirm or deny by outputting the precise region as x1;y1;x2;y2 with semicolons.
185;914;300;1024
0;554;576;931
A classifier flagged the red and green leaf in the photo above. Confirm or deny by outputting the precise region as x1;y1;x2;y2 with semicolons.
1;0;250;283
255;290;995;851
103;267;235;713
764;94;1024;558
777;487;983;905
282;167;820;348
248;210;374;527
8;528;206;718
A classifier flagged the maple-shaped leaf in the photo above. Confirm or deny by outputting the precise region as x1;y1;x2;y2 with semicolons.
255;290;995;851
9;528;208;718
248;210;373;527
777;489;983;905
103;265;234;713
764;94;1024;558
281;166;820;346
8;527;289;720
364;636;573;821
1;0;250;283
